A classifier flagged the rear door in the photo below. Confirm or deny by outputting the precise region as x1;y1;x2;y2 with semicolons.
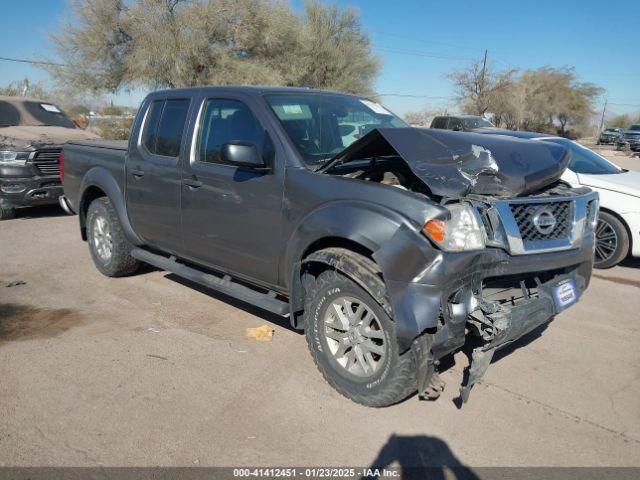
126;97;192;253
180;94;284;286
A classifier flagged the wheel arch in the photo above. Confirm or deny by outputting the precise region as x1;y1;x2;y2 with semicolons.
285;203;410;330
599;206;632;257
78;167;143;245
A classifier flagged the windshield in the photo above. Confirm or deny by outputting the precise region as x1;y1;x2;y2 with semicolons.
540;138;622;175
462;117;494;129
0;99;75;128
264;93;406;166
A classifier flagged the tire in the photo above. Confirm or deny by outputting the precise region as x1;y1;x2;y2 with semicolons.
594;211;630;269
0;207;16;220
86;197;140;277
304;268;416;407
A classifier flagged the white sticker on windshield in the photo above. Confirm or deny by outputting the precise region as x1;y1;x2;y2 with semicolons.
283;104;304;115
40;103;62;113
360;99;391;115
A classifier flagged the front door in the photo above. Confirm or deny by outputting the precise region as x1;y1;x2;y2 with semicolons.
126;97;192;253
180;96;284;287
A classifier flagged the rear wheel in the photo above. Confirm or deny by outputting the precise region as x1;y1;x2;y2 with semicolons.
304;267;416;407
86;197;140;277
594;211;629;269
0;207;16;220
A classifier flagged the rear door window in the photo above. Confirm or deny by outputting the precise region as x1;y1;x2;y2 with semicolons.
141;98;190;157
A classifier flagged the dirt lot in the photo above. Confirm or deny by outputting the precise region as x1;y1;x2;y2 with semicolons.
1;149;639;470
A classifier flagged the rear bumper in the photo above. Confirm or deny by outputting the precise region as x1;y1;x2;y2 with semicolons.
0;176;63;209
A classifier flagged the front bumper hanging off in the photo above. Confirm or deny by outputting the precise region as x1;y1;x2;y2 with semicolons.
458;272;585;402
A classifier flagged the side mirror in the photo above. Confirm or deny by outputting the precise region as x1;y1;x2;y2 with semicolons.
221;142;268;171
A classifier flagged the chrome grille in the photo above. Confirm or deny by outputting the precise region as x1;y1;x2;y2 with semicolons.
32;148;62;176
509;201;572;241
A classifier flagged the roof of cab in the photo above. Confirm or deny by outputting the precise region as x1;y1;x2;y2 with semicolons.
145;85;362;98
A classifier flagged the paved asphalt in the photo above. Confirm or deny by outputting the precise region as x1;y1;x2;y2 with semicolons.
0;149;638;470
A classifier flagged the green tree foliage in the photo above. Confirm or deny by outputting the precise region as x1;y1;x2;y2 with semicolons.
447;59;517;116
448;61;603;137
46;0;379;96
608;113;640;129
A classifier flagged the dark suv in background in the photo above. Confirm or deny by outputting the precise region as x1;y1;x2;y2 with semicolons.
616;124;640;152
430;115;495;132
0;95;99;219
598;127;624;145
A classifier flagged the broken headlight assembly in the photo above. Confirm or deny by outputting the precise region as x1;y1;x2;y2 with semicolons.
0;150;30;166
423;204;486;251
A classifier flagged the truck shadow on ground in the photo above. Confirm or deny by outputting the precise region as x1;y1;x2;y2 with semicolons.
164;274;300;334
365;434;479;480
13;205;68;220
0;303;84;345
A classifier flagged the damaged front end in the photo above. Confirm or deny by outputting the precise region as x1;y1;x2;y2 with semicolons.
377;188;598;403
325;128;599;403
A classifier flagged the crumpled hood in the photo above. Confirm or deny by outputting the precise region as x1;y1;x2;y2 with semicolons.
332;128;571;198
0;125;100;150
578;170;640;199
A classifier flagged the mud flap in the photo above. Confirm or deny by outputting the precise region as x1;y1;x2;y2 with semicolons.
459;347;495;403
412;334;446;400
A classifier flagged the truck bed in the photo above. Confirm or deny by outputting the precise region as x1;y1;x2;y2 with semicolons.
62;140;129;213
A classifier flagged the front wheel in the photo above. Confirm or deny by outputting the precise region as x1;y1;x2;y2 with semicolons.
86;197;140;277
594;211;629;269
304;268;416;407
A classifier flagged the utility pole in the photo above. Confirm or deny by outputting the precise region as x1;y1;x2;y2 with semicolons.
480;49;488;86
479;50;488;116
598;99;607;141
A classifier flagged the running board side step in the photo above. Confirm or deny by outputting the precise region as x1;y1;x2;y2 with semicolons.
131;248;289;316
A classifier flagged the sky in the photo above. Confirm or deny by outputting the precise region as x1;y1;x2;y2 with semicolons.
1;0;639;117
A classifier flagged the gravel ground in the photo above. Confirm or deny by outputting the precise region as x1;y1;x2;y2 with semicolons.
0;148;639;470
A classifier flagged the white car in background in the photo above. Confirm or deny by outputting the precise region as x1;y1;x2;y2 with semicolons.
533;138;640;268
473;129;640;268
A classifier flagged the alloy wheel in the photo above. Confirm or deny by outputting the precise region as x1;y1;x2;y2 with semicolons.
595;218;618;264
92;214;113;262
323;296;387;378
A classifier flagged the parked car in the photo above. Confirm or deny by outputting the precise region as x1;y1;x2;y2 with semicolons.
475;129;639;268
616;124;640;152
61;86;597;406
430;115;495;132
598;127;624;145
0;95;99;219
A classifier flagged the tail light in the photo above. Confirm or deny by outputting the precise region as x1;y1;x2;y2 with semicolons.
59;151;64;182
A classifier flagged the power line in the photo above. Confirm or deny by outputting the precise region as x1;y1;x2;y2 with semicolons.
377;93;454;99
373;45;473;61
374;31;485;54
0;56;66;67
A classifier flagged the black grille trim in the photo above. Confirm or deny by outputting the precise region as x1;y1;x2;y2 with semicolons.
32;148;62;176
509;201;572;241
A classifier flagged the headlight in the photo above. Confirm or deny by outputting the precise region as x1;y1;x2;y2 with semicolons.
423;204;486;251
0;151;30;166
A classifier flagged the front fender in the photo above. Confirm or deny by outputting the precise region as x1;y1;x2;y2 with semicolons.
79;166;143;245
283;200;412;287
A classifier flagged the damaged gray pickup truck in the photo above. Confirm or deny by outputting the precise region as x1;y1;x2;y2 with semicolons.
61;87;598;406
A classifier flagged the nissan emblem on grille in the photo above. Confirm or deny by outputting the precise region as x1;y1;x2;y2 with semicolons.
532;207;557;235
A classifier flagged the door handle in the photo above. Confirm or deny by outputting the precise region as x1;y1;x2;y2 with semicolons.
184;178;203;190
130;168;144;179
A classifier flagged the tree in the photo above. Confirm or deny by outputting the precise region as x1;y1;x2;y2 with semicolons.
447;58;517;115
46;0;379;96
449;61;603;137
